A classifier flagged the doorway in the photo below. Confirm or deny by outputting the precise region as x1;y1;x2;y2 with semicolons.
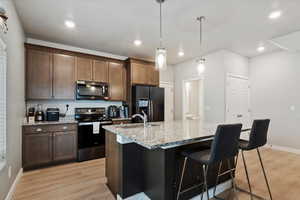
226;74;251;124
182;78;204;120
160;82;174;121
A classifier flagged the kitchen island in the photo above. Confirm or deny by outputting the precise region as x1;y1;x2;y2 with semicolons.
104;120;249;200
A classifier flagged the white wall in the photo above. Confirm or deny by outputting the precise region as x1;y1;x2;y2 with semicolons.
160;64;174;83
173;50;249;122
250;51;300;150
224;50;249;77
0;0;25;199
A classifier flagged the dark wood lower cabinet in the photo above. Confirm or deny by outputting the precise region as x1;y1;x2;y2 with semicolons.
53;131;77;161
22;124;77;170
23;132;53;168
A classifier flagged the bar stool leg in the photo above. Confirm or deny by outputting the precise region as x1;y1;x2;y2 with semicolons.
257;148;273;200
241;150;254;200
227;159;238;200
202;165;209;200
235;151;240;169
213;161;222;198
177;157;188;200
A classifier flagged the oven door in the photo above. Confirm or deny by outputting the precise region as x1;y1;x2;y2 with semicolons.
77;122;101;149
77;121;112;149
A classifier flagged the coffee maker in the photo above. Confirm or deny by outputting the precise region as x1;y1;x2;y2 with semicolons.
35;104;45;122
107;105;119;118
119;104;129;118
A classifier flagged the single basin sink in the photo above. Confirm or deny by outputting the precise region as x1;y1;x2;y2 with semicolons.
119;124;160;129
119;124;144;129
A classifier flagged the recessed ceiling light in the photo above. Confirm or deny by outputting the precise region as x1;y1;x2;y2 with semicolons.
269;11;282;19
134;40;142;46
257;46;265;52
178;51;184;57
65;20;75;28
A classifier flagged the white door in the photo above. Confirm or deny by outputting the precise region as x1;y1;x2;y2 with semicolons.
226;75;250;124
160;82;174;121
183;79;204;120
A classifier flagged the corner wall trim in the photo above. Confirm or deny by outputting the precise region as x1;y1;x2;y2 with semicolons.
4;168;23;200
266;144;300;155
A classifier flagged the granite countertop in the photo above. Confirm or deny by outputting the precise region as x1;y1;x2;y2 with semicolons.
23;116;77;126
112;117;132;121
104;120;251;149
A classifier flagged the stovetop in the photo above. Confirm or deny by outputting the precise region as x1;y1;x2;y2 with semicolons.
74;107;112;122
75;117;112;122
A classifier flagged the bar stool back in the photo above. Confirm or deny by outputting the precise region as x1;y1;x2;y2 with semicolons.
238;119;273;200
177;124;242;200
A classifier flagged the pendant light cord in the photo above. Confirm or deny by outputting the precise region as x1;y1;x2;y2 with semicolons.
199;17;203;51
159;1;163;47
197;16;205;58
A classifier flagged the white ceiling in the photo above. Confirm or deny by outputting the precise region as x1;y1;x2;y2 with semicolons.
13;0;300;64
271;30;300;52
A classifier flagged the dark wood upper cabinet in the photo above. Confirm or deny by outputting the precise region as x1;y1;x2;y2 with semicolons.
109;62;126;101
26;48;53;99
129;59;159;86
23;132;53;168
53;131;77;161
53;54;76;99
147;65;159;86
131;63;147;85
93;59;109;83
76;57;93;81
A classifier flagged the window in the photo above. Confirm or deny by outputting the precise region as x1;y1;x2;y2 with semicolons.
0;38;6;169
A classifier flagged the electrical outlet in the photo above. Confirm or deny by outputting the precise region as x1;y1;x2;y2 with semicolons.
8;165;11;179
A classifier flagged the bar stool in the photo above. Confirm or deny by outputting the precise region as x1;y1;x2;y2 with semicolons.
238;119;273;200
177;124;242;200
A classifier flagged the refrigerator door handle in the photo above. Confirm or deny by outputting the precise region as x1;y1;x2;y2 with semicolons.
150;100;154;122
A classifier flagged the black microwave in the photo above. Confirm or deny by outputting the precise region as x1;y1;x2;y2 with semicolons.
76;81;109;100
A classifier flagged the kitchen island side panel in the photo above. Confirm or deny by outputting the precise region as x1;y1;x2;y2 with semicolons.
105;131;144;199
105;130;234;200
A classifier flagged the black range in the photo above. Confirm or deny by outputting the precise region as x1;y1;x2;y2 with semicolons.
75;107;112;162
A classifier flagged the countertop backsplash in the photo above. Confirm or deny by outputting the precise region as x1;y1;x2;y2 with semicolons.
26;100;123;116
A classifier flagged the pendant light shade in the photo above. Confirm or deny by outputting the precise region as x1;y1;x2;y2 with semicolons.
155;48;167;71
155;0;167;71
196;58;205;75
196;16;206;75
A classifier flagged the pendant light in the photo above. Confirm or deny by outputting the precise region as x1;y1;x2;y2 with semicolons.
155;0;167;71
196;16;206;75
0;7;8;34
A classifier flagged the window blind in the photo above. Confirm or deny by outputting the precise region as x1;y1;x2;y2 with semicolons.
0;38;6;162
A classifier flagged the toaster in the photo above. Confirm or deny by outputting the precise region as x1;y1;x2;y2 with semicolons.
46;108;60;121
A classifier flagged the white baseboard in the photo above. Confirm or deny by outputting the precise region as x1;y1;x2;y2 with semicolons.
5;168;23;200
266;144;300;155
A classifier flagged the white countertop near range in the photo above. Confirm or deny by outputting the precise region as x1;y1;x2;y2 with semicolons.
103;119;251;149
22;116;77;126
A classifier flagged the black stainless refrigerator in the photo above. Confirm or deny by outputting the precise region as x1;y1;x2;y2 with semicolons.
132;85;164;122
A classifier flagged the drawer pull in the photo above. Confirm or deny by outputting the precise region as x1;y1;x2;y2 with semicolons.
36;128;42;132
62;126;68;130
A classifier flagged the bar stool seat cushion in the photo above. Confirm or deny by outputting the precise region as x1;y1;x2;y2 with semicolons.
239;139;251;150
181;149;211;165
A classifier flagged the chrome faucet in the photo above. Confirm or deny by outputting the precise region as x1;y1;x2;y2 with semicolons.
132;111;148;127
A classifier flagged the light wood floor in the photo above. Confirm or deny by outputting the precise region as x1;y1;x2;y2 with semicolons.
13;148;300;200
